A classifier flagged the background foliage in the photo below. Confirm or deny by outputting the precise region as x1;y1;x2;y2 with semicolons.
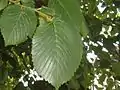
0;0;119;90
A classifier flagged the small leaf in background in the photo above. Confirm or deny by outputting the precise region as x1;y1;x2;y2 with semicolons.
0;32;5;49
88;0;97;14
39;6;55;16
116;87;120;90
111;26;119;36
112;62;120;76
99;74;106;85
48;0;89;37
80;15;89;37
87;16;102;38
21;0;35;8
32;18;83;89
14;82;27;90
0;65;8;84
0;5;37;46
106;78;114;90
100;59;111;69
103;37;117;53
68;78;80;90
92;46;111;68
0;0;8;11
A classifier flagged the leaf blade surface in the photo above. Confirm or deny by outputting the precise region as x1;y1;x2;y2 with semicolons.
0;5;37;45
48;0;89;37
32;18;83;88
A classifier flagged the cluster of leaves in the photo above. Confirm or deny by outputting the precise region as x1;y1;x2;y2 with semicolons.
0;0;119;90
80;0;120;90
0;0;87;89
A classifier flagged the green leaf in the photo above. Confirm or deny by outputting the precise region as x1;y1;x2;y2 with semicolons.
0;65;8;84
21;0;33;3
106;78;114;90
87;16;102;39
32;18;83;89
88;0;97;14
48;0;89;37
14;82;27;90
68;78;80;90
21;0;35;8
0;0;8;11
39;6;55;16
112;62;120;75
99;74;106;85
80;15;89;37
0;5;37;46
116;87;120;90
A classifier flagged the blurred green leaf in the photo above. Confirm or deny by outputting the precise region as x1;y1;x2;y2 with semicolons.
106;78;114;90
0;65;8;84
21;0;35;8
99;74;106;85
0;0;8;11
14;82;28;90
87;16;102;39
112;62;120;76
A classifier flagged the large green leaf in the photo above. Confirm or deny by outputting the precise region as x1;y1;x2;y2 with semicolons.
0;5;37;46
48;0;89;37
32;18;83;89
0;0;8;11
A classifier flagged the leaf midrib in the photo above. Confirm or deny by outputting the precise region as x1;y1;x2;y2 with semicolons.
8;10;23;43
52;21;70;77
